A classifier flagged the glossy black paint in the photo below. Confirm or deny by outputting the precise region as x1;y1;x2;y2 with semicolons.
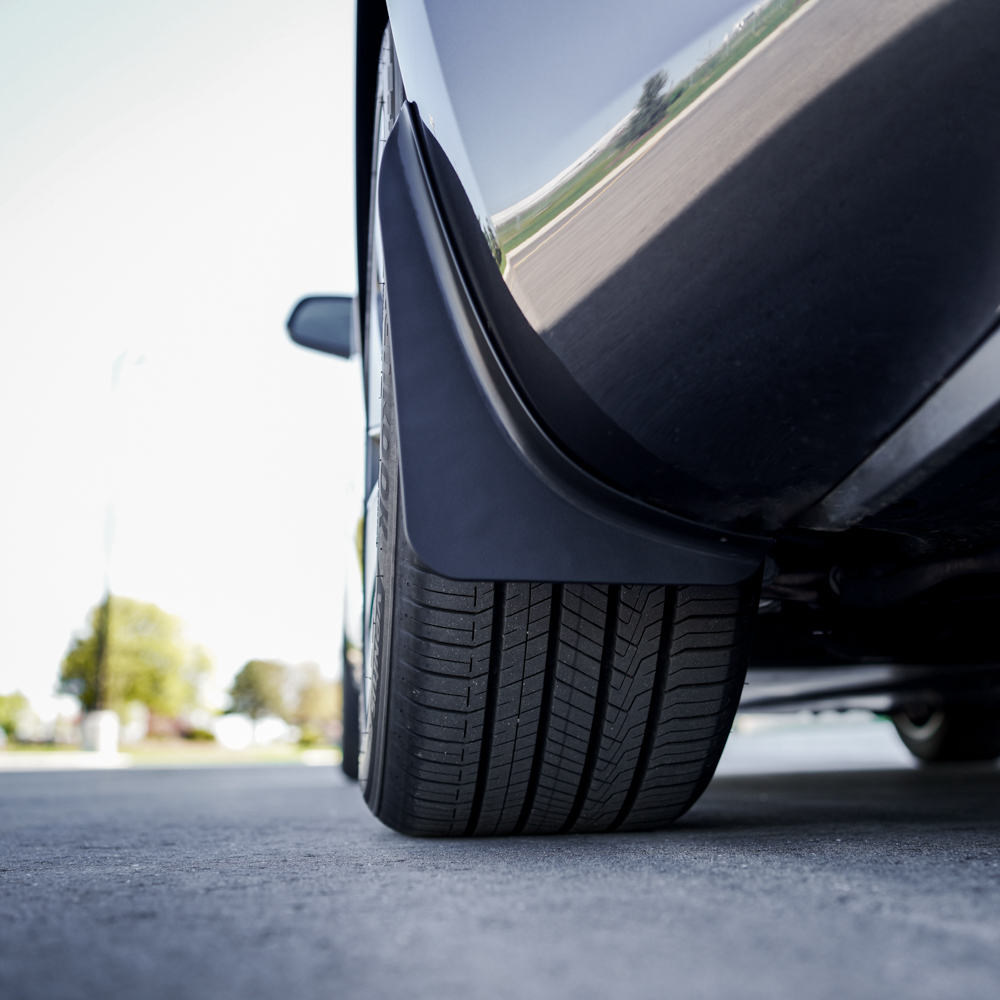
421;122;732;520
395;0;1000;534
378;104;768;584
540;0;1000;530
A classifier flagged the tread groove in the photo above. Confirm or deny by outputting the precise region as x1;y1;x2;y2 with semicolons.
561;584;620;834
466;583;504;835
609;587;678;832
513;583;563;835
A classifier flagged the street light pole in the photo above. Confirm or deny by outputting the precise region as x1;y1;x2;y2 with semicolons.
82;352;141;752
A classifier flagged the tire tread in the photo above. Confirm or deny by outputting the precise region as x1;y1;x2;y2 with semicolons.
375;543;758;836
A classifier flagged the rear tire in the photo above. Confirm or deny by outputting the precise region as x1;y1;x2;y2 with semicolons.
892;705;1000;762
360;330;760;836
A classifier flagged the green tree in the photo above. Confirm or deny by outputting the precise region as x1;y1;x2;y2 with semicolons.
60;596;210;717
228;659;287;721
0;691;29;739
286;663;340;746
618;71;671;148
481;219;505;271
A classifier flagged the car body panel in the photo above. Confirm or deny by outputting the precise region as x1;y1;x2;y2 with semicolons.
387;0;1000;531
377;105;769;583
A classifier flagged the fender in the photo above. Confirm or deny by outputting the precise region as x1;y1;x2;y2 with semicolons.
378;103;769;584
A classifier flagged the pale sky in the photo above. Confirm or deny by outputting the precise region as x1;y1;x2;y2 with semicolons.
424;0;758;211
0;0;362;717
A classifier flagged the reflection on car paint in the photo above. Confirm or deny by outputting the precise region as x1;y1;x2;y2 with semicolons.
493;0;810;266
494;0;949;334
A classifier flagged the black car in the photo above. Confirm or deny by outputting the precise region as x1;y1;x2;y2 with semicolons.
288;0;1000;836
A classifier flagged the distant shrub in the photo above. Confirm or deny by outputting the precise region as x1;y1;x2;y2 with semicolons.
183;728;216;742
297;723;325;748
0;692;29;740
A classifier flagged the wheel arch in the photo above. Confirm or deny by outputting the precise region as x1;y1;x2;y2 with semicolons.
376;103;769;584
355;0;389;357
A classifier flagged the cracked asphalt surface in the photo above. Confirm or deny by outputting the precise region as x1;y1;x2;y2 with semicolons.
2;741;999;1000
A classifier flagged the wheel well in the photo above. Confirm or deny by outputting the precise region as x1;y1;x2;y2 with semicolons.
355;0;388;354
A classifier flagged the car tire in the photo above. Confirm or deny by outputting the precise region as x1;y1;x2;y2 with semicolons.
359;324;760;836
341;639;361;780
892;705;1000;762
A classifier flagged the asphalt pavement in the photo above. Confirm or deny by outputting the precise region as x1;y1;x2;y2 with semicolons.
3;723;999;1000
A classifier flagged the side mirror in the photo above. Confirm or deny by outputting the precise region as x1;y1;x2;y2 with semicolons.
287;295;355;358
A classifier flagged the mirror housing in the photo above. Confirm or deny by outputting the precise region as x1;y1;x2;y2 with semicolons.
287;295;355;357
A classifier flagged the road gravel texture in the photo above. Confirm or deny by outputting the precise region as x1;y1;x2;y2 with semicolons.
2;737;999;1000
